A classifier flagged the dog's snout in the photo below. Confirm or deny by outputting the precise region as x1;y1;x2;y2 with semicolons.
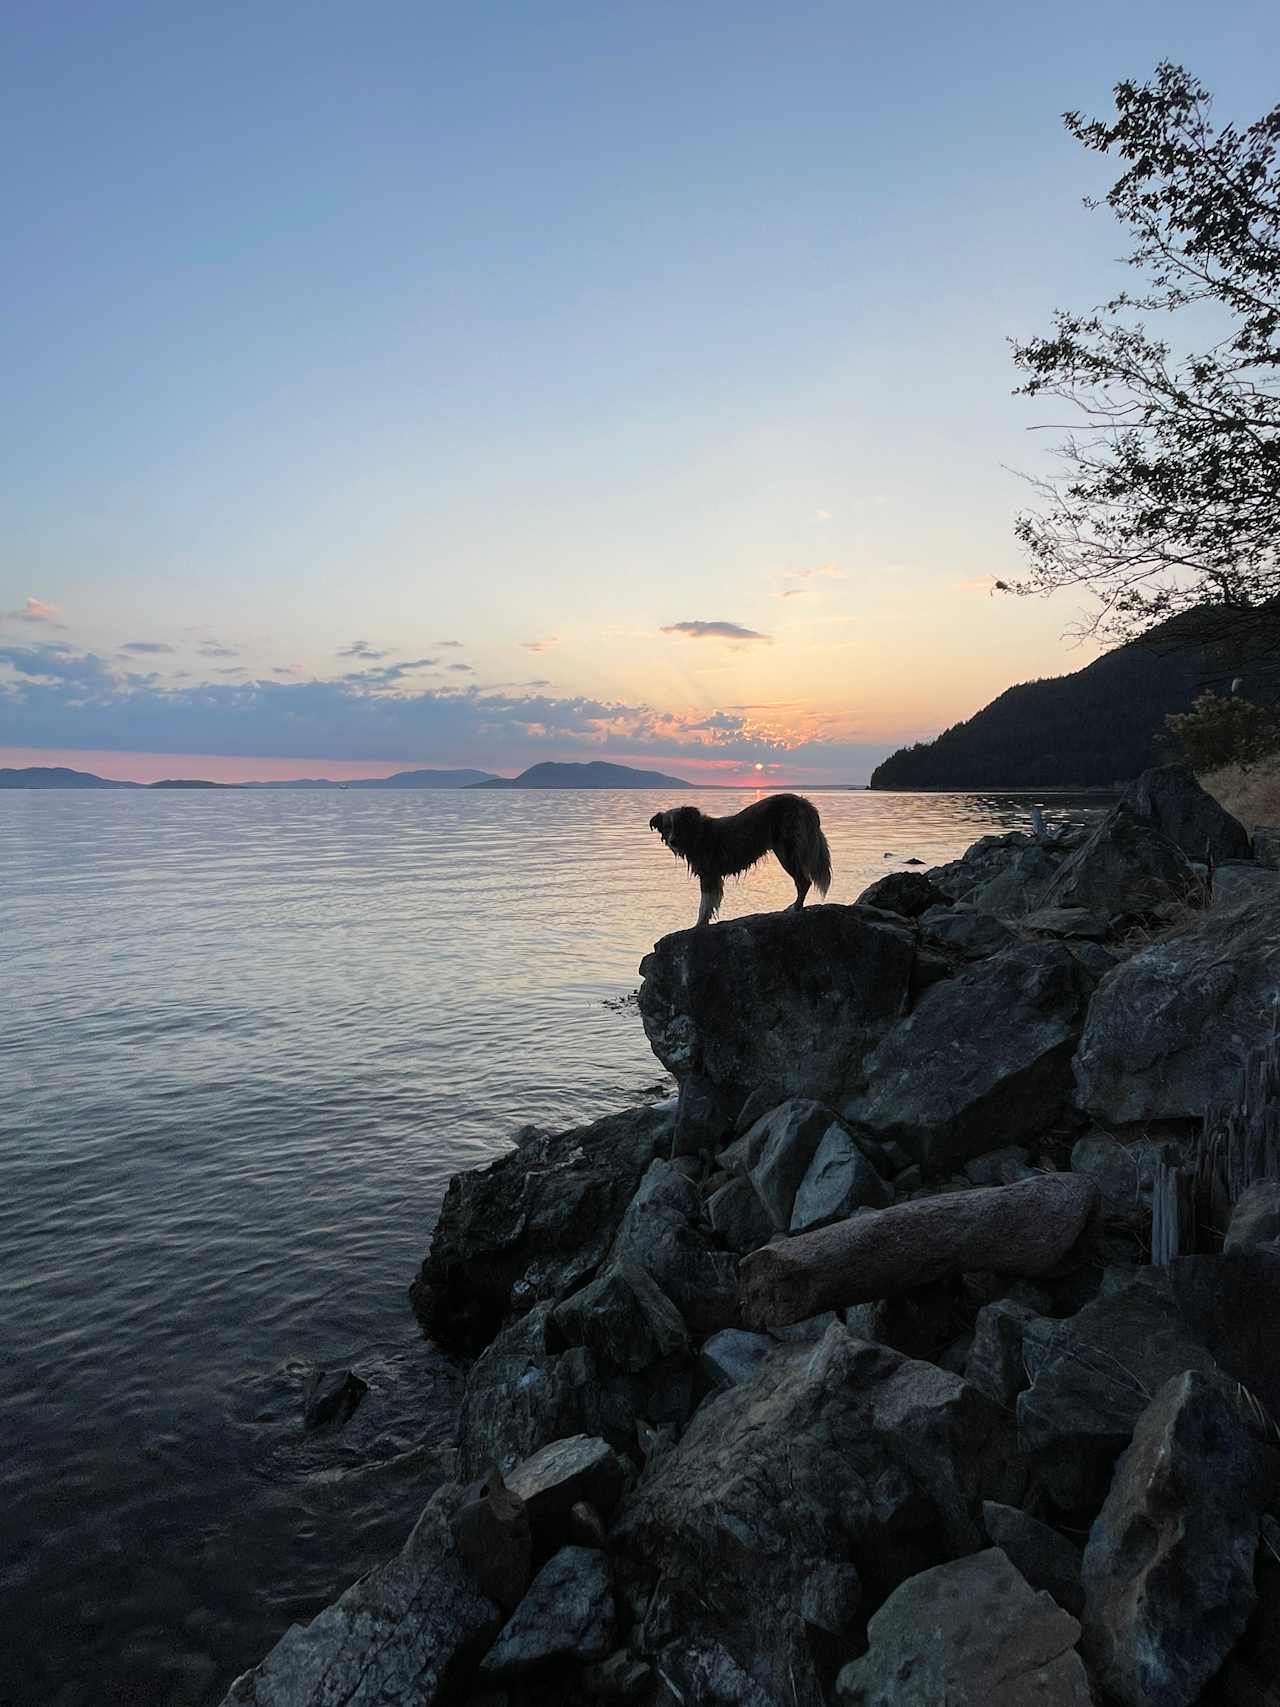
649;813;661;832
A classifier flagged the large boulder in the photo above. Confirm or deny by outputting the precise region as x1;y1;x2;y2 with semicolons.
607;1159;739;1333
924;831;1073;915
981;1503;1084;1618
739;1176;1101;1330
637;905;917;1112
918;903;1019;961
854;870;947;918
1073;888;1280;1124
1039;802;1202;918
613;1325;1021;1707
218;1484;502;1706
1120;763;1251;863
834;1548;1093;1706
411;1103;673;1353
552;1262;689;1374
844;942;1092;1174
733;1100;889;1234
1081;1371;1276;1707
478;1546;615;1681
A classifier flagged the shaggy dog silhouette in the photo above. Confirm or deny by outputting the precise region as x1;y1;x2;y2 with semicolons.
649;793;832;926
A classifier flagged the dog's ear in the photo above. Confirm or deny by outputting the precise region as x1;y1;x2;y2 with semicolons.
649;812;662;832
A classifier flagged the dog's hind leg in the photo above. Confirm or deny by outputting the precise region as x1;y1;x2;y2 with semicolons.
696;879;724;927
775;842;811;911
791;877;811;911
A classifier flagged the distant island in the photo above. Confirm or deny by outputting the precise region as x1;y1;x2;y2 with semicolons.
468;761;693;790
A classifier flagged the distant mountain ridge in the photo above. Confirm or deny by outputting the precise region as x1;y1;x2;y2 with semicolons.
469;761;693;789
870;615;1274;790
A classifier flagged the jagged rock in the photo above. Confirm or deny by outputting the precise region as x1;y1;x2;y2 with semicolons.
1017;1267;1219;1514
479;1546;615;1679
844;943;1091;1174
1073;888;1280;1124
1066;940;1120;979
1020;906;1109;941
637;905;916;1112
671;1073;736;1157
451;1470;531;1611
552;1262;688;1373
614;1326;1022;1706
918;903;1018;960
925;831;1070;914
582;1649;652;1700
982;1502;1084;1616
301;1368;368;1430
791;1123;891;1234
855;871;947;918
963;1145;1034;1186
218;1483;502;1706
411;1102;674;1353
1212;862;1280;910
1120;763;1252;864
608;1160;739;1333
1225;1182;1280;1253
1039;801;1202;918
705;1175;775;1253
1082;1371;1276;1707
965;1299;1039;1407
505;1436;627;1535
834;1548;1093;1705
1070;1132;1168;1220
1253;825;1280;868
744;1100;845;1230
740;1175;1101;1331
699;1328;774;1390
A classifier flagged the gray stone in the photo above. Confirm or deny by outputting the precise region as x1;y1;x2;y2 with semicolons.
479;1546;614;1679
1039;801;1202;918
790;1122;891;1234
918;903;1018;960
1020;906;1110;940
698;1328;774;1390
963;1145;1033;1186
1120;762;1251;864
1070;1132;1168;1219
412;1102;674;1353
1073;888;1280;1124
301;1367;368;1430
744;1099;841;1230
552;1262;688;1373
1082;1370;1275;1707
982;1502;1084;1616
609;1159;740;1333
1212;861;1280;910
218;1483;502;1706
1225;1181;1280;1253
965;1299;1040;1408
854;870;947;917
672;1073;737;1157
581;1650;652;1699
505;1435;627;1533
740;1175;1101;1331
1065;940;1119;979
451;1471;531;1611
845;942;1091;1175
705;1175;775;1253
1253;825;1280;868
834;1548;1092;1706
637;904;917;1113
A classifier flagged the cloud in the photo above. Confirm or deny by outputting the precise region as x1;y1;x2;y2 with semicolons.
197;644;239;659
337;640;387;660
121;641;176;655
448;662;475;673
685;711;747;733
339;657;437;685
437;639;464;648
660;621;771;643
778;589;807;599
273;663;306;676
215;667;248;676
521;637;558;653
4;597;65;628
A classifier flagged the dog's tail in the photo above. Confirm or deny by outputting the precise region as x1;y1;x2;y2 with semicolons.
803;802;832;897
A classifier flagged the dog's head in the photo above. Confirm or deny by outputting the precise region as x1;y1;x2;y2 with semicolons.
649;805;702;857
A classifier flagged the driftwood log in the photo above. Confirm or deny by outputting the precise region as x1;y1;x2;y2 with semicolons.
738;1174;1102;1331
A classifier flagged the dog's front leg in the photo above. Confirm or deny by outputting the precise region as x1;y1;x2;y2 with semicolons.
696;880;723;927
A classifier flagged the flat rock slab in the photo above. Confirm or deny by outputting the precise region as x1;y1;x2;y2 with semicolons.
505;1435;627;1531
479;1546;614;1680
834;1547;1093;1706
739;1175;1101;1331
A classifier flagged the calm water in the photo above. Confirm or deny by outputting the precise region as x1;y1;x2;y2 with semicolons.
1;787;1085;1705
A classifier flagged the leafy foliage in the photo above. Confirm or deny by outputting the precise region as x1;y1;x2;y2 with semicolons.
1163;691;1280;772
1006;64;1280;649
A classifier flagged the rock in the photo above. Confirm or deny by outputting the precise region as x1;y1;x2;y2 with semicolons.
301;1368;368;1430
1120;762;1252;863
552;1263;688;1373
743;1099;844;1230
855;871;947;918
451;1470;531;1611
739;1175;1101;1331
671;1073;737;1157
1082;1370;1276;1707
1073;888;1280;1124
834;1548;1092;1705
1017;1267;1219;1514
411;1102;674;1353
1066;940;1119;979
982;1503;1084;1617
1020;906;1110;941
965;1299;1040;1408
218;1483;502;1706
845;943;1091;1175
505;1435;627;1535
637;904;917;1113
1253;825;1280;868
479;1546;615;1679
963;1145;1033;1186
705;1175;775;1253
608;1160;740;1333
614;1326;1022;1706
1039;801;1202;918
925;831;1069;914
791;1123;891;1234
1225;1182;1280;1253
918;903;1018;961
582;1649;652;1699
698;1328;774;1390
1166;1252;1280;1420
1212;862;1280;910
1070;1132;1168;1220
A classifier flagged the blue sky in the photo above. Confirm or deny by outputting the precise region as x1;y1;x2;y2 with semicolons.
3;0;1278;782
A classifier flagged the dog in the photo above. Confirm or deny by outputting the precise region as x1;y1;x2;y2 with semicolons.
649;793;832;926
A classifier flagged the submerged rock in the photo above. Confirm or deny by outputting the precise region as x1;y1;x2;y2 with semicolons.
301;1368;368;1430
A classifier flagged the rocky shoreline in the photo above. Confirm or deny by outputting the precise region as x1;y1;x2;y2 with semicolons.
220;766;1280;1707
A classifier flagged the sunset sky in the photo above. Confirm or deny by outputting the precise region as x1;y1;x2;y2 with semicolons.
3;0;1277;785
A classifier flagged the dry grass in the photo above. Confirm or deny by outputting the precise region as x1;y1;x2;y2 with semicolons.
1199;757;1280;829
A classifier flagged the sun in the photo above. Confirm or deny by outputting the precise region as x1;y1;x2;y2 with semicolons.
754;763;764;772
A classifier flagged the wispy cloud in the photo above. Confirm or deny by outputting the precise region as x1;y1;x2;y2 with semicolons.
521;637;558;653
661;621;771;643
337;640;387;660
448;662;475;673
5;597;66;629
197;643;239;658
437;639;464;648
121;641;176;655
215;666;248;676
340;657;437;685
778;588;807;600
273;663;306;677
